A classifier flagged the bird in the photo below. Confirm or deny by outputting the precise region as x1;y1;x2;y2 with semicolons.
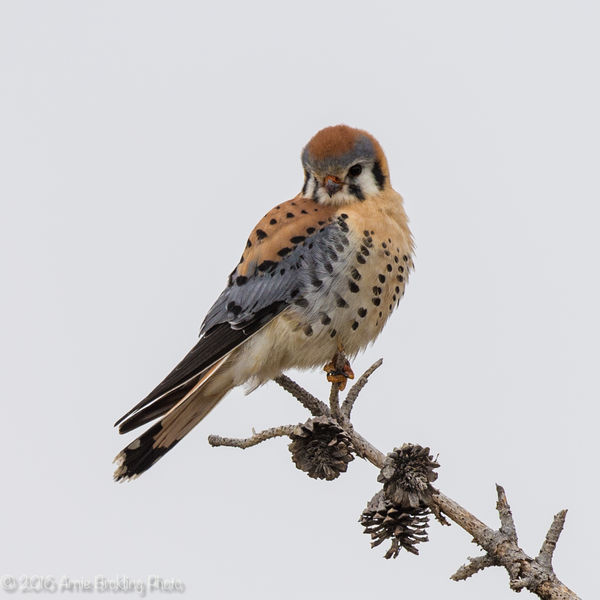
113;124;414;481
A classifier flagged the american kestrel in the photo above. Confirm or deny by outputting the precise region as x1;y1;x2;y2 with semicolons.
114;125;414;480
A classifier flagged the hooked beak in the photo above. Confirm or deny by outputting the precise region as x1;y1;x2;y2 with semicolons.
324;175;343;197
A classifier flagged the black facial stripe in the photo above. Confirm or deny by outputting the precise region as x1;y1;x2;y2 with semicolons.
301;170;310;195
372;161;386;190
312;176;319;201
348;184;365;201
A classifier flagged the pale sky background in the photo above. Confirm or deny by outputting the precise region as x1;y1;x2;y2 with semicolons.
1;2;599;599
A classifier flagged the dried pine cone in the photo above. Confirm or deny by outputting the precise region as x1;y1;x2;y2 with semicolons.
288;416;355;480
360;490;430;558
378;444;439;507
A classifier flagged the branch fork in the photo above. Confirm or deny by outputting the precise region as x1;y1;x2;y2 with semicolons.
208;352;579;599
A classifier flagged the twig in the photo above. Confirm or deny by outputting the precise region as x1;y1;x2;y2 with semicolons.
208;425;296;449
451;555;497;581
537;510;568;569
341;358;383;419
327;351;347;421
273;374;329;417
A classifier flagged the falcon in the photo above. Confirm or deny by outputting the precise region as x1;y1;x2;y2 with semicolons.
114;125;414;480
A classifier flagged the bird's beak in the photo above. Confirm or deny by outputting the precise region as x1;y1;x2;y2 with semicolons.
324;175;343;197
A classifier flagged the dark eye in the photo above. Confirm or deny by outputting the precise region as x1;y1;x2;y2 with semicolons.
348;164;362;177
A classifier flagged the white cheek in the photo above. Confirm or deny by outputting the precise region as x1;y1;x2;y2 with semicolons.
356;171;380;197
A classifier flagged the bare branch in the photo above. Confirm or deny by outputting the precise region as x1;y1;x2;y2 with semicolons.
209;354;580;599
341;358;383;420
208;425;296;449
329;380;341;421
496;484;518;542
451;554;497;581
537;510;568;569
273;374;329;417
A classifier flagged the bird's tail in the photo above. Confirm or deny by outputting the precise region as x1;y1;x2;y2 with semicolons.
113;357;231;481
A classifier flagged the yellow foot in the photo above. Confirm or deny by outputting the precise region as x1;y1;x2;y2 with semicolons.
323;359;355;391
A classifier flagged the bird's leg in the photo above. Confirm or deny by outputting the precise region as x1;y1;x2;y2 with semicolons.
323;344;355;391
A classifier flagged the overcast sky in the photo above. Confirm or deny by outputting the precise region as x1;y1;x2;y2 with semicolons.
1;2;599;599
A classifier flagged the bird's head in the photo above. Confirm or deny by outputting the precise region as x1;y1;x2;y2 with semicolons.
300;125;390;206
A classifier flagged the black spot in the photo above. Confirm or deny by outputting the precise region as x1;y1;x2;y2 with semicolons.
340;235;350;246
336;295;348;308
403;255;409;262
392;295;397;301
318;220;325;225
246;239;252;248
291;201;297;206
227;301;242;316
304;325;313;336
258;260;276;272
295;297;309;308
363;230;369;236
386;264;392;272
358;307;367;318
290;288;299;298
394;256;399;263
363;237;373;248
338;219;349;232
349;281;360;293
312;278;323;287
275;205;280;210
398;265;404;272
341;213;348;219
372;161;386;189
395;286;400;293
321;314;331;325
378;274;386;283
330;329;337;338
256;229;268;240
356;254;366;264
382;242;387;249
278;247;292;257
335;242;344;252
235;276;248;286
324;262;333;273
328;249;338;261
351;321;359;330
379;311;382;317
360;245;370;256
280;269;285;275
286;212;295;219
270;218;277;225
349;184;365;200
306;227;316;234
301;209;308;214
372;286;382;296
384;250;390;256
290;236;306;244
389;304;393;311
372;298;381;306
397;275;404;282
351;267;361;280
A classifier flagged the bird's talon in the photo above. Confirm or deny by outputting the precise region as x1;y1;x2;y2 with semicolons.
324;358;354;391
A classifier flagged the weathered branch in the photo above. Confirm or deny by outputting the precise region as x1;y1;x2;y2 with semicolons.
208;425;296;449
341;358;383;420
451;554;497;581
209;353;579;599
273;374;328;416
